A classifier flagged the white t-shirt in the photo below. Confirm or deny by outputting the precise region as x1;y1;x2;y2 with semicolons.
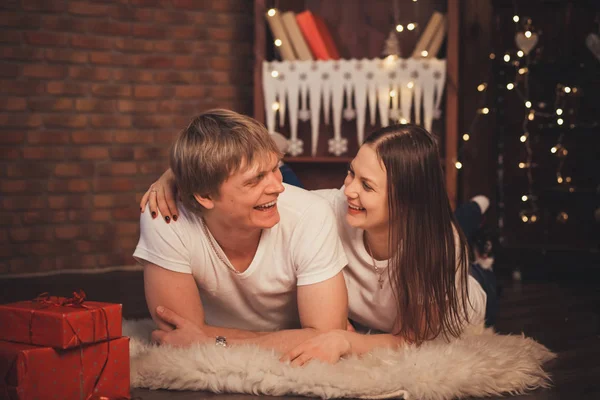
133;183;348;332
314;188;487;333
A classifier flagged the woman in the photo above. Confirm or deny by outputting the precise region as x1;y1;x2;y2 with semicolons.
141;123;496;365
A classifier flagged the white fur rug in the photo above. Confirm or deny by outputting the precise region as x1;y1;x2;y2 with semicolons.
124;319;555;400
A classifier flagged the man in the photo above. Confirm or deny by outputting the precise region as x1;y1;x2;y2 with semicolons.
133;109;348;352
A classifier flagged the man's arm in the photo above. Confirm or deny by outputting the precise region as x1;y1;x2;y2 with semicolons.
297;271;348;330
144;262;266;339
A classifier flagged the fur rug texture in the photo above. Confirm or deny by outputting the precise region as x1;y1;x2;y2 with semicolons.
124;319;556;400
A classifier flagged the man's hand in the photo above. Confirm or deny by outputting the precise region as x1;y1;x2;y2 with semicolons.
281;330;351;366
151;306;211;347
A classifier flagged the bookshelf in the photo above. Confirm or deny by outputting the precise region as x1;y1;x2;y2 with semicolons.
253;0;460;207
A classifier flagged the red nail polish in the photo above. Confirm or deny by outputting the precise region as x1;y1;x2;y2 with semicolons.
172;215;178;221
165;216;170;223
151;212;156;219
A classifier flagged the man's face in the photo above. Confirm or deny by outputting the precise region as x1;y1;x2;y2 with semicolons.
210;152;285;230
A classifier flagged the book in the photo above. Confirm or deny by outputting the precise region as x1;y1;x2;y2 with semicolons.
412;11;445;58
296;10;340;60
282;11;313;61
266;9;297;61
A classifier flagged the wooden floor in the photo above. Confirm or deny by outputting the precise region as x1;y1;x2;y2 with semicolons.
1;267;599;400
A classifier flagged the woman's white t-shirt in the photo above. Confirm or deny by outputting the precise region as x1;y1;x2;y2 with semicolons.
315;188;487;333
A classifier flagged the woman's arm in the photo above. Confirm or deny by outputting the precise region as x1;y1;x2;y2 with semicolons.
140;168;179;223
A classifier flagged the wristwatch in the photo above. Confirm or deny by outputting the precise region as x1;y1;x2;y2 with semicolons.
215;336;227;347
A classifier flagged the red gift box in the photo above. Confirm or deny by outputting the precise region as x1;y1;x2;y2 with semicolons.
0;291;122;349
0;337;130;400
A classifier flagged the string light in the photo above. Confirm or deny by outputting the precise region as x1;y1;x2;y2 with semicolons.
520;133;528;142
524;30;532;38
525;101;532;108
518;67;528;75
271;102;280;111
513;15;520;22
400;118;408;124
489;53;496;59
507;83;515;90
455;161;463;169
267;9;277;17
407;81;414;89
271;70;279;78
503;54;511;62
477;83;487;92
478;107;490;114
528;110;535;120
396;24;404;32
463;133;470;141
421;50;429;57
557;118;564;125
274;39;282;47
564;86;571;93
517;50;524;57
519;162;526;169
407;23;416;31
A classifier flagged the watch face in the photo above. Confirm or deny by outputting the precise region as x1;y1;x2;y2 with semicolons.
215;336;227;347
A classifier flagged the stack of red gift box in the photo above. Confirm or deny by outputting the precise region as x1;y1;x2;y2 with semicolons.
0;290;130;399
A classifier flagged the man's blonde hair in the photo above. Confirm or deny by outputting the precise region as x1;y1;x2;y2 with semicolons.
170;109;282;214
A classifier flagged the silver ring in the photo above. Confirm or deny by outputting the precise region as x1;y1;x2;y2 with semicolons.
150;189;157;193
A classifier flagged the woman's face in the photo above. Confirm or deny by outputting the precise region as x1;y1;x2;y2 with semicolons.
343;144;389;234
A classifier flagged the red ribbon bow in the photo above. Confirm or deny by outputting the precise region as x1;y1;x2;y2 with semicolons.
33;289;87;307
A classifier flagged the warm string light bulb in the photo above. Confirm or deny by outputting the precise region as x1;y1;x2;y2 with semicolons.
407;81;414;89
489;53;496;60
528;110;535;120
421;50;429;57
480;107;490;114
520;133;528;142
271;70;279;78
267;8;277;17
513;15;520;22
503;54;511;62
455;161;463;169
557;118;564;125
556;108;563;115
524;30;532;38
389;90;397;98
518;67;528;75
463;133;470;141
507;83;515;90
274;39;282;47
407;23;416;31
399;118;408;124
477;83;487;92
525;101;532;108
517;50;524;57
271;102;280;111
519;162;526;169
396;24;404;32
564;86;571;93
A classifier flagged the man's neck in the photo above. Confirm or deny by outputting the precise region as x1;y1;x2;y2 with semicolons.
364;228;390;261
202;213;262;257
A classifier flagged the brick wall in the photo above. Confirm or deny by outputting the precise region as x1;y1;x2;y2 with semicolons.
0;0;255;275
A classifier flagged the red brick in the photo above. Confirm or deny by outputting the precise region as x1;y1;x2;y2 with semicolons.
0;147;21;159
28;98;74;111
132;24;166;38
45;48;88;63
175;85;207;98
0;180;30;193
134;85;173;99
154;71;202;84
22;210;67;225
115;222;139;235
112;207;140;220
134;147;167;160
0;12;41;28
90;115;132;128
128;8;155;21
75;98;116;112
48;194;90;209
23;147;67;160
68;66;111;81
47;81;90;95
87;20;131;36
5;163;53;178
133;55;174;69
10;227;54;242
0;114;43;128
3;196;46;211
55;254;97;269
0;31;22;43
113;131;154;144
21;64;68;79
93;193;134;207
90;51;132;66
71;35;115;50
25;32;70;47
44;114;88;128
97;253;135;268
74;147;110;160
213;13;253;26
48;178;91;192
54;163;95;177
110;147;134;160
214;42;253;56
152;10;197;24
130;0;168;6
0;97;27;111
97;162;138;176
0;61;18;77
138;161;165;174
22;0;68;12
112;69;153;82
93;177;135;192
91;83;132;98
67;1;117;16
152;40;193;54
55;225;83;240
132;115;174;128
0;131;25;144
158;99;208;114
71;210;111;223
28;131;71;144
0;46;45;61
168;26;207;40
71;130;112;144
173;55;206;69
117;100;158;113
40;15;88;32
115;38;154;52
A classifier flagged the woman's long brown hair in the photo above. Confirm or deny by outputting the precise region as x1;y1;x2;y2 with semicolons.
364;124;470;345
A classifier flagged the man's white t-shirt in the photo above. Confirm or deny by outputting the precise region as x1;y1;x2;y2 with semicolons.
133;183;348;332
314;188;487;333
